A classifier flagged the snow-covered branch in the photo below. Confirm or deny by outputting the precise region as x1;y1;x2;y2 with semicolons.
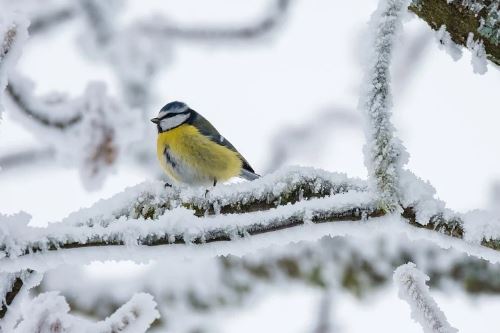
0;166;497;272
0;272;24;319
394;263;458;333
0;269;37;321
0;170;379;262
410;0;500;67
359;0;409;211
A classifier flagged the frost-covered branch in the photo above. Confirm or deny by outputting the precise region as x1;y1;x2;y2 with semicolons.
38;235;500;331
0;269;37;321
394;263;458;333
0;166;497;271
0;186;381;261
0;272;24;319
359;0;409;211
410;0;500;66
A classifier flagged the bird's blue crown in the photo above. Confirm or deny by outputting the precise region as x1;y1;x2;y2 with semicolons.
161;101;187;112
158;101;189;119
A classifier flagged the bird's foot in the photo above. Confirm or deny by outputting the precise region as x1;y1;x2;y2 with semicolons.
205;178;217;197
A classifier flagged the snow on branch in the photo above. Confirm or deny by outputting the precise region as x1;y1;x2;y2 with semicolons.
0;166;496;273
64;166;367;223
359;0;409;212
466;32;488;74
3;292;159;333
0;269;39;322
0;14;29;115
435;25;463;61
0;184;380;263
394;263;458;333
0;271;24;319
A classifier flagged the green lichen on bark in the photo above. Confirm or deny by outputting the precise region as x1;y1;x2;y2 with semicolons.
409;0;500;65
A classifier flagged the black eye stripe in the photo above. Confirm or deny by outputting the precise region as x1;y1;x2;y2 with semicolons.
159;110;191;120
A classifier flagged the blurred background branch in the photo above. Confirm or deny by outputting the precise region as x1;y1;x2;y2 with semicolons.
36;235;500;331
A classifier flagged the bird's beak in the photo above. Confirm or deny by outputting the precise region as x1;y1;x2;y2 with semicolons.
150;118;160;124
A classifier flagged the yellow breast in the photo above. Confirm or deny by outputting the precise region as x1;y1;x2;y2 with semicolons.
156;124;243;184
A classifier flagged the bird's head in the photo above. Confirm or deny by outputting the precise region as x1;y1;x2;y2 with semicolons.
151;101;192;133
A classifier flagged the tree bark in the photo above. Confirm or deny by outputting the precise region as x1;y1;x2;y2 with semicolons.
410;0;500;66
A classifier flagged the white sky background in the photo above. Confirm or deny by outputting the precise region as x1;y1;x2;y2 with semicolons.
0;0;499;332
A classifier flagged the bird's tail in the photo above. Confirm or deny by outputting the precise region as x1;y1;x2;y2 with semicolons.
240;169;260;181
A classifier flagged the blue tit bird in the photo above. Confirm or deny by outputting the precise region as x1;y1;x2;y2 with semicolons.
151;101;260;187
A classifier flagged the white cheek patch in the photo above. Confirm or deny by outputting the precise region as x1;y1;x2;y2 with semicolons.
159;113;190;131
